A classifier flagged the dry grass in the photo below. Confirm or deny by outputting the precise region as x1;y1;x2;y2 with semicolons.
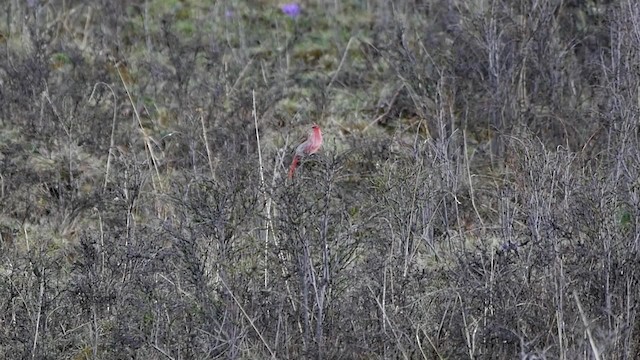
0;0;639;359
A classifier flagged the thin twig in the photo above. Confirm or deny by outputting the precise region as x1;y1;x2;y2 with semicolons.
220;277;276;358
366;284;410;359
363;84;405;132
116;62;162;192
326;36;356;91
31;275;45;359
151;344;176;360
232;58;255;92
199;109;215;179
573;291;601;360
252;91;272;289
463;129;485;230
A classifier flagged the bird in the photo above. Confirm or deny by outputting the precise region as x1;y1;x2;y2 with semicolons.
288;124;323;179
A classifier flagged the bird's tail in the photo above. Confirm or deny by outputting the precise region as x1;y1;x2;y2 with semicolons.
288;155;300;179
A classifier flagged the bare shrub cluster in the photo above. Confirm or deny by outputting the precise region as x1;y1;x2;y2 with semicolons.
1;0;640;359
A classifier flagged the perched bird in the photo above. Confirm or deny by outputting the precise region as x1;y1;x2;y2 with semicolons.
288;124;323;179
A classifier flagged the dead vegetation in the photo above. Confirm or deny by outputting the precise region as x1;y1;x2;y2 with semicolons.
1;0;639;359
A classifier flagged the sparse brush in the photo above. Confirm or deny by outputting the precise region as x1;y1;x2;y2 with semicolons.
2;0;640;359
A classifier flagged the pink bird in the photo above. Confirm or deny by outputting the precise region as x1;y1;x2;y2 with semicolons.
288;124;323;179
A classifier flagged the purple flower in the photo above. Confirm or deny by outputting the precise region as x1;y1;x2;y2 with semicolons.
225;9;234;18
280;3;301;18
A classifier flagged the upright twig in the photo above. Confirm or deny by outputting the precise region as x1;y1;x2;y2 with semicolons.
116;62;162;193
463;129;485;230
31;273;45;359
326;36;356;91
252;90;273;288
573;291;601;360
199;109;215;180
220;277;276;358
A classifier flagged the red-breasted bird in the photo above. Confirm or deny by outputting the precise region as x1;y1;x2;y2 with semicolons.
288;124;323;179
